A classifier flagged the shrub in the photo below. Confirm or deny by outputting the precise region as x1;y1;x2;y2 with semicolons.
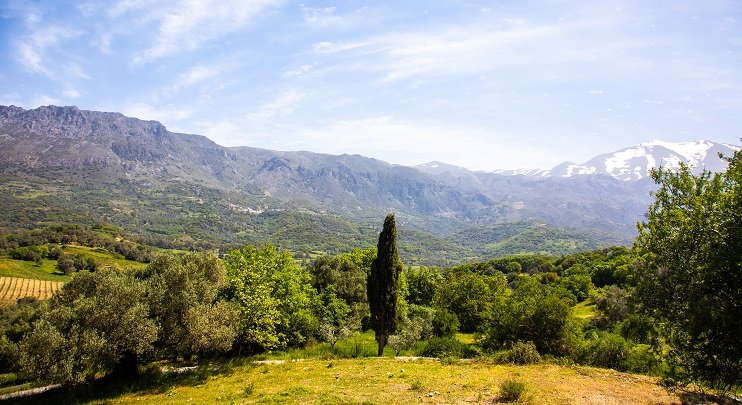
499;379;528;402
431;308;459;338
419;337;464;358
625;344;660;375
462;344;483;359
617;314;657;346
582;332;630;371
502;341;541;365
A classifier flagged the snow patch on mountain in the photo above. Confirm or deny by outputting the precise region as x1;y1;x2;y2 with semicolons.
490;140;740;182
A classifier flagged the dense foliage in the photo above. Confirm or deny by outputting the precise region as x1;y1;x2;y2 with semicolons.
225;245;317;352
634;149;742;392
11;252;238;384
0;225;155;263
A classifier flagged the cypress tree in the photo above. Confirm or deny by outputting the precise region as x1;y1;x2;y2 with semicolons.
367;213;403;356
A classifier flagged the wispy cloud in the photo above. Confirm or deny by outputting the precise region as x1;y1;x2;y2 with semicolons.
308;11;645;83
248;89;306;121
62;89;82;99
293;117;538;170
121;101;192;124
301;6;343;28
14;25;85;79
33;95;65;106
133;0;284;64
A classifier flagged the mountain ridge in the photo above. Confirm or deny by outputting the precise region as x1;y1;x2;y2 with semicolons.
1;105;736;264
479;140;739;181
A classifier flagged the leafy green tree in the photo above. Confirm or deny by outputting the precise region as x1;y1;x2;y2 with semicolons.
225;245;317;352
405;266;443;306
18;269;157;384
308;254;368;305
56;253;75;275
315;286;358;349
634;151;742;392
434;271;507;333
143;252;239;359
595;286;628;325
432;308;460;338
0;297;41;372
483;276;578;356
367;214;403;356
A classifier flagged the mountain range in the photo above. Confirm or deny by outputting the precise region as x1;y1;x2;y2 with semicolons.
1;105;738;265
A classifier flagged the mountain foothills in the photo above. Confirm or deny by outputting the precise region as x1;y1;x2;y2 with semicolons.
0;105;738;264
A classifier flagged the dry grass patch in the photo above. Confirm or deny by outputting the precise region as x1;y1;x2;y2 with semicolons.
97;358;682;405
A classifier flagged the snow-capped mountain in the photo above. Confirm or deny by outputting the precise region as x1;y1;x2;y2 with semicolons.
540;140;740;181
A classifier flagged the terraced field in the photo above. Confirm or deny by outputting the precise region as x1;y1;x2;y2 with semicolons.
0;276;63;307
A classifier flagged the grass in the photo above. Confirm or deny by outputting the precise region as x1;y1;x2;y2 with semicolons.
0;245;147;283
455;333;476;345
572;300;599;321
499;378;529;403
57;245;148;270
14;357;683;404
0;258;70;282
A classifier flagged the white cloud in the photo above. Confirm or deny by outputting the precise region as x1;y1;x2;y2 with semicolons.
0;93;24;107
301;6;342;27
248;90;305;121
62;89;82;99
207;114;559;170
164;64;220;94
308;11;644;83
294;117;536;170
121;101;192;124
283;64;313;78
133;0;284;64
32;95;65;107
15;25;84;78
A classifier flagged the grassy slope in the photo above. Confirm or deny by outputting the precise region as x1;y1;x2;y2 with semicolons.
0;245;147;283
95;359;679;405
572;300;599;322
3;331;681;404
0;259;70;282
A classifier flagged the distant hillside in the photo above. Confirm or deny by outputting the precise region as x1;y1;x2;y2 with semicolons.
3;105;734;263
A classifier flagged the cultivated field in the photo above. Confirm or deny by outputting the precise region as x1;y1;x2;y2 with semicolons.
0;276;63;307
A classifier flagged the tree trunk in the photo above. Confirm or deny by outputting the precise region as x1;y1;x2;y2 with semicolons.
377;334;386;356
111;350;138;381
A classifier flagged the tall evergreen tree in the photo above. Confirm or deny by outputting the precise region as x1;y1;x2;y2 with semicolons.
368;214;403;356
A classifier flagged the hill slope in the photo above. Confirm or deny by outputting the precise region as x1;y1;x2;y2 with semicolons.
3;105;734;263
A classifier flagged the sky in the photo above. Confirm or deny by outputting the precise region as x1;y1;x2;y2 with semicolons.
1;1;741;170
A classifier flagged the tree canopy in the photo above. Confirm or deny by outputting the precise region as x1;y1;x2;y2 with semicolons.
635;149;742;392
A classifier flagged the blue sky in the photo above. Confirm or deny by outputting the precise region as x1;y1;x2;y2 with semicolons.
1;1;741;170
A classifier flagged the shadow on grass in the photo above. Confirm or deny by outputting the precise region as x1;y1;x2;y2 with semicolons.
675;390;742;405
2;359;249;405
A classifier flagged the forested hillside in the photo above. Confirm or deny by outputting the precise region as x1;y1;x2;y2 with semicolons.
0;105;692;263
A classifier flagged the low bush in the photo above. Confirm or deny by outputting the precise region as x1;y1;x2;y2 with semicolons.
581;332;630;371
419;337;464;358
500;341;541;365
461;344;483;359
499;378;528;402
